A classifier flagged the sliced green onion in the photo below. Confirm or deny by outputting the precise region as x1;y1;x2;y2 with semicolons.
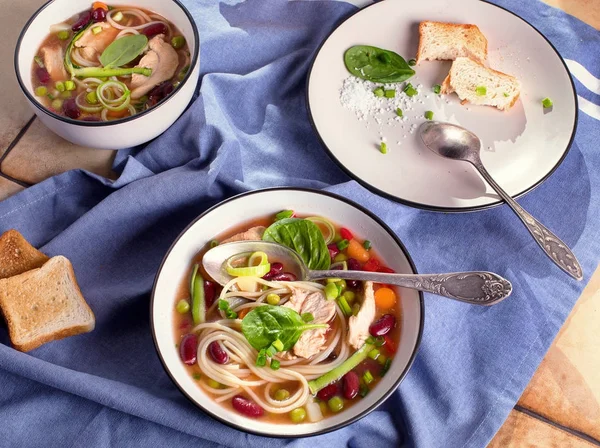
424;110;434;120
363;370;374;385
343;290;355;304
55;81;65;92
190;264;205;324
51;99;63;110
305;216;336;244
359;384;369;398
373;87;384;97
363;240;371;250
270;359;281;371
256;349;267;367
272;339;284;352
76;92;102;113
266;345;278;357
301;312;314;323
374;336;385;347
210;240;219;248
176;299;190;314
503;92;510;97
92;26;103;35
207;378;221;389
337;295;352;317
381;358;392;376
34;86;47;97
266;293;281;305
352;303;360;316
408;58;417;66
328;396;344;412
275;210;294;220
337;239;349;251
380;142;388;154
192;373;201;380
324;282;339;301
403;83;418;97
330;261;348;271
432;84;441;94
97;80;131;111
366;336;375;345
171;35;186;49
384;89;395;98
395;108;403;117
333;253;347;263
34;56;44;68
377;354;388;366
218;299;238;319
226;252;271;277
542;97;553;108
57;30;70;40
367;348;380;360
113;11;123;21
248;251;269;267
65;80;76;91
476;86;487;96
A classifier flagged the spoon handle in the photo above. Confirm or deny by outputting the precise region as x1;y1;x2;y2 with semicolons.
308;270;512;305
472;160;583;280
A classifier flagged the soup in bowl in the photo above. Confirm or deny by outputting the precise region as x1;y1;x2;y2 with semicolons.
15;0;200;149
152;188;424;437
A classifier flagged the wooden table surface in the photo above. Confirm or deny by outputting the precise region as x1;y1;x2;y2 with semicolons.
1;1;598;446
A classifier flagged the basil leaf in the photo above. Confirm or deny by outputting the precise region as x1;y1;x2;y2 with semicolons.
100;34;148;68
344;45;415;83
262;218;330;270
241;305;328;351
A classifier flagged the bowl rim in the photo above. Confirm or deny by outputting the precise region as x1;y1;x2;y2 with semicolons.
149;187;425;438
13;0;200;127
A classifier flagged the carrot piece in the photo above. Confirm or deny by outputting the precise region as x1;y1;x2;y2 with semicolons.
374;287;396;309
383;335;396;353
237;308;250;319
93;2;109;10
347;239;370;263
106;108;129;118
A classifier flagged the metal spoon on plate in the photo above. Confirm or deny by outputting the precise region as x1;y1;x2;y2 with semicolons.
202;241;512;306
419;121;582;281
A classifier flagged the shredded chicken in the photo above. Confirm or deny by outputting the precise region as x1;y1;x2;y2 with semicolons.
130;34;179;99
283;288;336;359
74;22;119;60
347;281;376;349
41;46;67;81
221;226;266;244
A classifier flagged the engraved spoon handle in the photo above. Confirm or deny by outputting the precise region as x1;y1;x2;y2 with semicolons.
471;159;583;280
308;270;512;305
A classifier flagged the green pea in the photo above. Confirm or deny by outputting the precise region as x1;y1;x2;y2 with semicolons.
51;99;63;110
57;30;70;40
171;35;186;49
266;293;280;305
176;299;190;314
34;86;47;97
328;396;344;413
274;388;290;401
207;378;221;389
290;407;306;423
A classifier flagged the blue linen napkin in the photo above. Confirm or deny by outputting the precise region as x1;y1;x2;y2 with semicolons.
1;0;599;447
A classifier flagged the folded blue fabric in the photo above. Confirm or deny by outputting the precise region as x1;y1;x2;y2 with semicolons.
1;1;599;447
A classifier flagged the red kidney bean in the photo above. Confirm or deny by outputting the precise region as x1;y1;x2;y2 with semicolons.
363;258;381;272
340;227;354;241
270;272;297;282
369;314;396;337
270;262;284;273
204;280;216;308
91;7;106;22
142;22;168;38
179;334;198;365
72;11;92;32
63;99;81;119
342;371;360;399
232;395;264;418
147;82;174;107
328;243;339;260
208;341;228;364
316;383;338;401
35;67;50;84
347;258;361;271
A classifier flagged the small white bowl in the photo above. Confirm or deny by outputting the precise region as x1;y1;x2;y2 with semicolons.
14;0;200;149
151;188;424;437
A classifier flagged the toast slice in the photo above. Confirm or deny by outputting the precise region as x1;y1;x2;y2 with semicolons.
441;57;521;111
416;21;488;64
0;229;49;279
0;256;95;352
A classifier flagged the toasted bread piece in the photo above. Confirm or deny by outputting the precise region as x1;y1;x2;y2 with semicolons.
0;256;95;352
416;21;488;64
441;57;520;111
0;229;49;279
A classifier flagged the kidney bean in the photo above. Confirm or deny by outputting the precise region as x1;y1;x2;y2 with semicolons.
142;22;168;38
63;99;81;119
316;383;338;401
179;334;198;365
91;7;106;22
362;258;381;272
72;11;92;32
270;262;284;273
147;82;174;107
232;395;264;418
35;67;50;84
342;371;360;399
270;272;297;282
369;314;396;337
208;341;228;364
327;243;339;260
340;228;354;241
347;258;361;271
204;280;216;308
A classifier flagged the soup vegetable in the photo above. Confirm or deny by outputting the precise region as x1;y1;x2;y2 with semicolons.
31;2;190;121
174;212;402;424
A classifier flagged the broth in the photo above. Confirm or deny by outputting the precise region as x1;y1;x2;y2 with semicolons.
31;3;190;121
173;213;402;424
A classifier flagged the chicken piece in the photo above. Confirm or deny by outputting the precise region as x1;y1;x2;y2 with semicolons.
74;22;120;60
130;34;179;99
283;288;336;359
347;281;376;350
221;226;266;244
41;46;67;81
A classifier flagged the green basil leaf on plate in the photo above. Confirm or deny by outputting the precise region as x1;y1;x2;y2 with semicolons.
344;45;415;83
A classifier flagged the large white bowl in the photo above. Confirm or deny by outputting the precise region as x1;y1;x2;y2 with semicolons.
151;188;424;437
14;0;200;149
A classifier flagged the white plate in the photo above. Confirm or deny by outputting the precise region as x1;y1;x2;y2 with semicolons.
307;0;577;211
151;188;424;437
